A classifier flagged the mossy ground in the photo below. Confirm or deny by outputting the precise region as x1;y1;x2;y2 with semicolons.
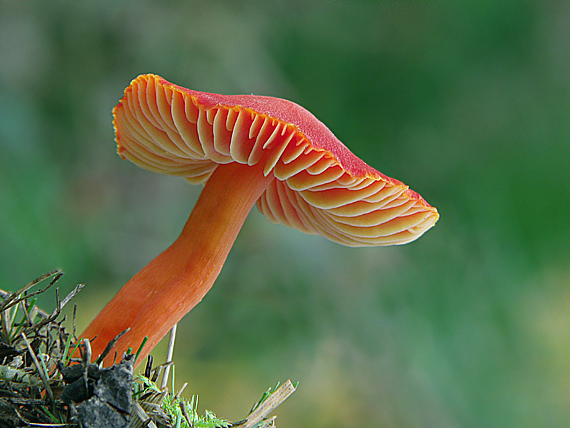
0;271;295;428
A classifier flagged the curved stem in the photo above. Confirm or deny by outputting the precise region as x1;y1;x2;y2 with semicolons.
81;161;274;366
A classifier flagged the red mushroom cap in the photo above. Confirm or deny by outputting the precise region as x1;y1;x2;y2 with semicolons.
114;74;438;246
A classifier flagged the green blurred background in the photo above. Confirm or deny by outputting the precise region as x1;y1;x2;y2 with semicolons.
1;1;569;426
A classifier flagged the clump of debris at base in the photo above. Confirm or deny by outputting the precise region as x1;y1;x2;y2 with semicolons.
0;271;296;428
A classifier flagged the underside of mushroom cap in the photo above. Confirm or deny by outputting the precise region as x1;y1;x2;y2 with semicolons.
113;74;439;246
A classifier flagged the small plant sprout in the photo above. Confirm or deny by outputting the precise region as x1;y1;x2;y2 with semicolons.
131;319;296;428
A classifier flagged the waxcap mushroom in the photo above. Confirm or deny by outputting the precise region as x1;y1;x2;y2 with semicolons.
116;74;438;246
82;74;439;365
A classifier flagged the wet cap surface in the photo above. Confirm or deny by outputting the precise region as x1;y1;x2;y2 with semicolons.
114;74;439;246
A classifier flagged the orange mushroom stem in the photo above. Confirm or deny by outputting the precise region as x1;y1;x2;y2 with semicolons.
83;160;273;365
82;74;439;367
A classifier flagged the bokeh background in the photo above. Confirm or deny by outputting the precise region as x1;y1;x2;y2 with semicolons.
1;1;570;427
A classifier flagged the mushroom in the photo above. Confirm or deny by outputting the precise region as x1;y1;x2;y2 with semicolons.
82;74;439;365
